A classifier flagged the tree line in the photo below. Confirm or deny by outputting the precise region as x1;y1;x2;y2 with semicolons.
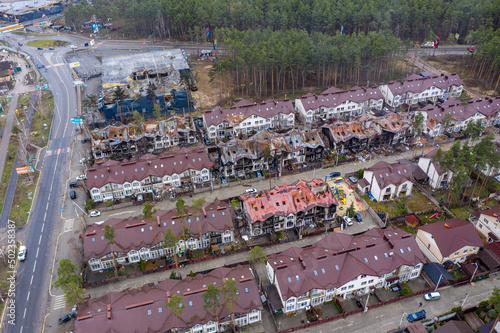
211;28;407;99
65;0;499;42
466;27;500;93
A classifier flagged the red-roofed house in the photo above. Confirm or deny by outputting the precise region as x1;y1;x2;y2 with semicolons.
240;179;338;237
75;265;262;332
86;148;211;202
379;73;463;108
266;227;425;313
359;161;414;201
295;86;384;123
416;219;483;264
84;200;234;272
203;98;295;139
469;204;500;243
418;149;454;189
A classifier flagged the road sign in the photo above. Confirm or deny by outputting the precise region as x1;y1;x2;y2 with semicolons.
73;80;84;86
92;23;99;33
16;166;34;174
90;39;95;46
69;62;80;68
71;118;83;124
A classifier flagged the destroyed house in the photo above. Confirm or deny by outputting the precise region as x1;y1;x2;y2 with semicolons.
240;179;338;237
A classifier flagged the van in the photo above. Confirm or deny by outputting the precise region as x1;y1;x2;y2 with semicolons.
423;292;440;301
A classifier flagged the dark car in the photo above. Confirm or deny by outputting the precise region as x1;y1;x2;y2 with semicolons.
81;138;90;143
37;47;43;50
69;190;76;199
354;213;362;222
18;42;23;46
58;312;76;324
48;47;55;50
330;172;341;178
408;310;426;323
69;181;78;188
356;300;363;308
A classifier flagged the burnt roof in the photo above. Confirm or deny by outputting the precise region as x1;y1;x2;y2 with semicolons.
75;265;262;332
84;200;233;259
268;227;425;300
86;147;211;190
418;219;483;257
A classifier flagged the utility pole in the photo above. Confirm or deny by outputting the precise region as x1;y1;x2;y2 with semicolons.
435;273;443;292
461;263;479;309
364;293;371;313
398;312;407;329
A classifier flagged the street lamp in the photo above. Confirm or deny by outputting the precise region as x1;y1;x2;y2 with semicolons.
398;311;407;329
434;273;443;292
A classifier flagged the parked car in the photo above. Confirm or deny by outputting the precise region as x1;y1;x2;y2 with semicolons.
348;176;357;183
18;42;23;46
18;245;27;261
198;119;203;127
407;310;426;322
81;138;90;143
76;174;87;181
356;300;363;308
89;210;101;217
69;181;78;188
48;47;54;50
79;158;87;164
467;46;475;53
69;190;76;199
245;188;258;194
37;47;43;50
58;312;76;324
354;213;362;222
330;172;341;177
424;292;441;301
343;216;353;226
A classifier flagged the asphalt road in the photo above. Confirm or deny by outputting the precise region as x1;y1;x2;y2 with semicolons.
1;35;77;333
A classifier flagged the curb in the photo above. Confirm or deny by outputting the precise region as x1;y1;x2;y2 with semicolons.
48;229;70;297
0;296;8;330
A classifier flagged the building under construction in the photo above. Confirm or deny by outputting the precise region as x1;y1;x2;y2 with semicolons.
99;49;194;120
0;0;71;23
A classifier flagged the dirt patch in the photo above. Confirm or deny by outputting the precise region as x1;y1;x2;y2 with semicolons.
190;62;220;110
27;39;68;48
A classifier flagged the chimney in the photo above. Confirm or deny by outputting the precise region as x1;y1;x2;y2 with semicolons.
107;166;110;172
185;153;188;159
107;304;111;320
148;160;151;165
202;206;206;217
389;252;394;256
156;215;161;227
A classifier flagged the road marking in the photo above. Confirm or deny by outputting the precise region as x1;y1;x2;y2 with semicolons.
23;308;26;319
53;295;66;310
32;261;36;273
41;223;44;232
36;247;39;258
46;202;49;210
26;291;30;301
30;275;33;285
44;212;47;220
39;235;42;245
20;327;23;333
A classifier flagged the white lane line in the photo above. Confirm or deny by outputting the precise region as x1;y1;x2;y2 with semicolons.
23;308;26;318
20;326;23;333
39;235;42;245
36;247;39;258
46;202;49;210
30;275;33;285
26;291;30;301
41;223;44;232
32;261;37;273
44;212;47;220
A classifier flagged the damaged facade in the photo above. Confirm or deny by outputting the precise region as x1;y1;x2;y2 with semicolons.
215;129;326;178
86;148;211;202
240;179;338;237
295;85;384;123
84;200;234;271
90;116;198;161
203;98;295;139
266;227;425;313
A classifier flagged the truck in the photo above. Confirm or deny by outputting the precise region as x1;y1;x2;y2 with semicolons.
407;310;426;322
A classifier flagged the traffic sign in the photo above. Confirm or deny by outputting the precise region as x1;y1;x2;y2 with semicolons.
69;62;80;68
73;80;84;86
16;166;34;174
90;39;95;46
71;118;83;124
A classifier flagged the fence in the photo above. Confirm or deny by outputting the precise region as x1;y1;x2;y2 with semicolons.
358;197;386;227
277;287;434;333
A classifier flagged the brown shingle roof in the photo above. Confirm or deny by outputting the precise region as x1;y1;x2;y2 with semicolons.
86;147;211;189
298;86;383;112
366;161;414;188
75;265;262;332
386;73;463;96
418;219;483;257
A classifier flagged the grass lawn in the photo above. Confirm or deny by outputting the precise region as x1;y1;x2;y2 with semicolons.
450;270;465;280
30;91;54;147
9;170;39;227
403;190;436;212
27;39;68;48
392;223;416;235
0;140;19;215
449;206;473;221
361;194;396;215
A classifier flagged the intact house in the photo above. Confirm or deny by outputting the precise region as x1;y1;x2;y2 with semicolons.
418;149;454;190
214;128;327;179
469;204;500;243
266;227;425;313
295;85;384;123
86;148;211;202
75;265;262;332
203;98;295;140
416;96;500;138
415;218;483;264
357;161;415;201
84;200;234;272
378;73;463;108
240;179;338;237
90;117;198;161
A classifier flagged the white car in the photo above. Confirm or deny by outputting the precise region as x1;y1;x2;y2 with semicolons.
343;216;353;226
89;210;101;217
245;188;258;194
70;45;77;49
18;245;27;261
76;175;87;181
79;158;87;164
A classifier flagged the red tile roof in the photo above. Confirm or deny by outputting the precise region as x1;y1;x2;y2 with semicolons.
268;227;425;300
418;219;483;257
366;161;414;188
240;179;338;224
86;147;211;189
385;73;463;96
203;98;294;128
298;86;383;111
84;200;233;259
417;96;500;123
75;265;262;332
